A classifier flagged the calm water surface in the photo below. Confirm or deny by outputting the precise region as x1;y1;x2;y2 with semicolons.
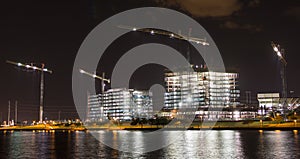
0;130;299;159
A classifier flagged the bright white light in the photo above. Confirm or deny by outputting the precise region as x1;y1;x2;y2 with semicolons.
93;74;97;78
273;46;279;52
203;42;209;46
178;102;182;107
234;111;240;115
25;65;30;68
277;51;282;57
17;63;22;66
187;96;192;102
33;66;37;70
133;28;137;31
79;69;85;74
196;41;200;44
151;30;154;34
195;65;198;68
43;68;48;72
170;33;174;37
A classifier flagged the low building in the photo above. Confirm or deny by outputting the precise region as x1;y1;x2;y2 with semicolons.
195;107;257;121
257;93;280;115
257;93;300;116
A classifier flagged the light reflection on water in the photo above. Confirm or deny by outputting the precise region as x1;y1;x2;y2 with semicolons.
0;130;299;158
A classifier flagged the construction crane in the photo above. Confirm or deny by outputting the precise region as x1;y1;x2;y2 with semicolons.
271;42;287;119
79;69;110;122
79;69;110;94
118;25;209;63
118;25;210;115
6;60;52;123
118;25;209;46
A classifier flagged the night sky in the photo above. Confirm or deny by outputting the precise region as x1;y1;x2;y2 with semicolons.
1;0;299;122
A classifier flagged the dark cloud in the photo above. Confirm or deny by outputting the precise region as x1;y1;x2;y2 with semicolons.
154;0;263;17
221;21;262;32
155;0;242;17
285;6;300;20
247;0;261;7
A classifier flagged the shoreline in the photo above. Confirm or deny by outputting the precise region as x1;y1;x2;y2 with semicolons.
1;121;299;131
0;128;299;131
1;126;299;132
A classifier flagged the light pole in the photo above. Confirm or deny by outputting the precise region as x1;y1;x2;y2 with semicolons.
7;60;52;123
271;42;287;120
79;69;110;121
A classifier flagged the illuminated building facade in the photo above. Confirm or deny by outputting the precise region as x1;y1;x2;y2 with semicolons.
164;71;240;109
87;88;153;122
102;88;133;121
131;90;153;118
164;70;241;120
164;72;205;110
257;93;280;115
86;94;102;122
257;93;300;116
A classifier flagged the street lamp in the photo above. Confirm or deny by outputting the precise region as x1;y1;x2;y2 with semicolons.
260;119;263;127
7;60;52;123
271;42;287;120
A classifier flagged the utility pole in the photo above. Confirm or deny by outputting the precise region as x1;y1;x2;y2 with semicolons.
8;100;10;125
86;92;90;122
58;111;61;121
15;101;18;124
245;91;252;104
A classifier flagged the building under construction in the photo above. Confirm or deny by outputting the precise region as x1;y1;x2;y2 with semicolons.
164;70;240;109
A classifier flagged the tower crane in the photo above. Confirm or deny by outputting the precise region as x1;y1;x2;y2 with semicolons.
118;25;209;46
117;25;210;115
118;25;209;64
6;60;52;123
79;69;110;94
271;42;287;119
79;69;110;122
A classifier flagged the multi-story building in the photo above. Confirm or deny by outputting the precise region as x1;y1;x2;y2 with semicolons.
132;90;153;118
164;70;241;120
200;71;240;107
86;94;102;122
164;71;240;109
87;70;242;121
164;72;205;110
102;88;133;121
86;88;153;122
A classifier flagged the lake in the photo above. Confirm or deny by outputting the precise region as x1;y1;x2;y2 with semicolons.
0;130;299;158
